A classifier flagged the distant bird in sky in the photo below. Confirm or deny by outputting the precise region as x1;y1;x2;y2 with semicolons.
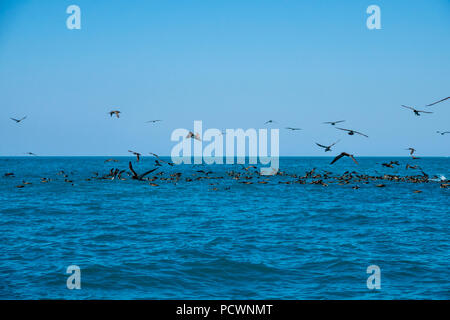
186;131;201;141
323;120;345;126
426;97;449;106
285;127;302;131
109;110;121;118
406;148;416;155
330;152;358;165
401;105;433;116
146;120;162;124
10;116;27;123
128;150;141;162
336;127;368;138
264;120;276;124
25;152;37;156
316;140;340;152
436;131;449;135
128;162;158;181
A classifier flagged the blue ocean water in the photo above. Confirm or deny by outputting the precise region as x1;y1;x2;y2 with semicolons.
0;156;448;299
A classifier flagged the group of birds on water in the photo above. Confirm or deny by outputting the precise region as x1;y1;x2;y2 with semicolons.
5;96;449;191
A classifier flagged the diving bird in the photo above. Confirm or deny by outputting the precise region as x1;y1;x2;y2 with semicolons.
436;131;450;135
323;120;345;126
316;140;340;152
146;120;162;124
128;150;141;162
186;131;201;141
401;105;433;116
426;97;449;106
330;152;358;165
336;127;368;138
10;116;27;123
109;110;121;118
128;162;158;180
285;127;302;131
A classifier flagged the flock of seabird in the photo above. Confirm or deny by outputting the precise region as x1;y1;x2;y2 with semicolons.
5;96;449;191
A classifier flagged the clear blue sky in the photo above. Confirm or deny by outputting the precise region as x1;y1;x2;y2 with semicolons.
0;0;449;156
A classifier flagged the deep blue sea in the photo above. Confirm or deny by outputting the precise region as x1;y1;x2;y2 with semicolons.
0;157;448;299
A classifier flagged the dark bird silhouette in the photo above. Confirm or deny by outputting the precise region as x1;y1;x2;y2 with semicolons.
316;140;340;152
330;152;358;165
109;110;121;118
406;148;416;155
323;120;345;126
146;120;162;124
25;152;37;156
149;153;174;166
128;162;158;180
10;116;27;123
264;120;276;124
128;150;141;162
426;97;449;106
186;131;201;141
336;127;368;138
401;105;433;116
436;131;450;135
285;127;302;131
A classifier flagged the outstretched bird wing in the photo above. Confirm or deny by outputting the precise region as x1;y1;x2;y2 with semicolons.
349;155;358;165
353;130;369;138
416;110;433;114
316;143;327;149
426;97;449;106
330;140;340;147
138;168;159;180
330;153;345;164
401;105;415;111
128;162;138;177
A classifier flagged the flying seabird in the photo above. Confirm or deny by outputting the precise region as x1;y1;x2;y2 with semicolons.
264;120;276;124
25;152;37;156
401;105;433;116
406;148;416;155
336;127;368;138
330;152;358;165
10;116;27;123
109;110;121;118
128;162;158;181
436;131;450;135
149;153;174;166
316;140;340;152
146;120;162;124
128;150;141;162
323;120;345;126
285;127;302;131
426;97;449;106
186;131;201;141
